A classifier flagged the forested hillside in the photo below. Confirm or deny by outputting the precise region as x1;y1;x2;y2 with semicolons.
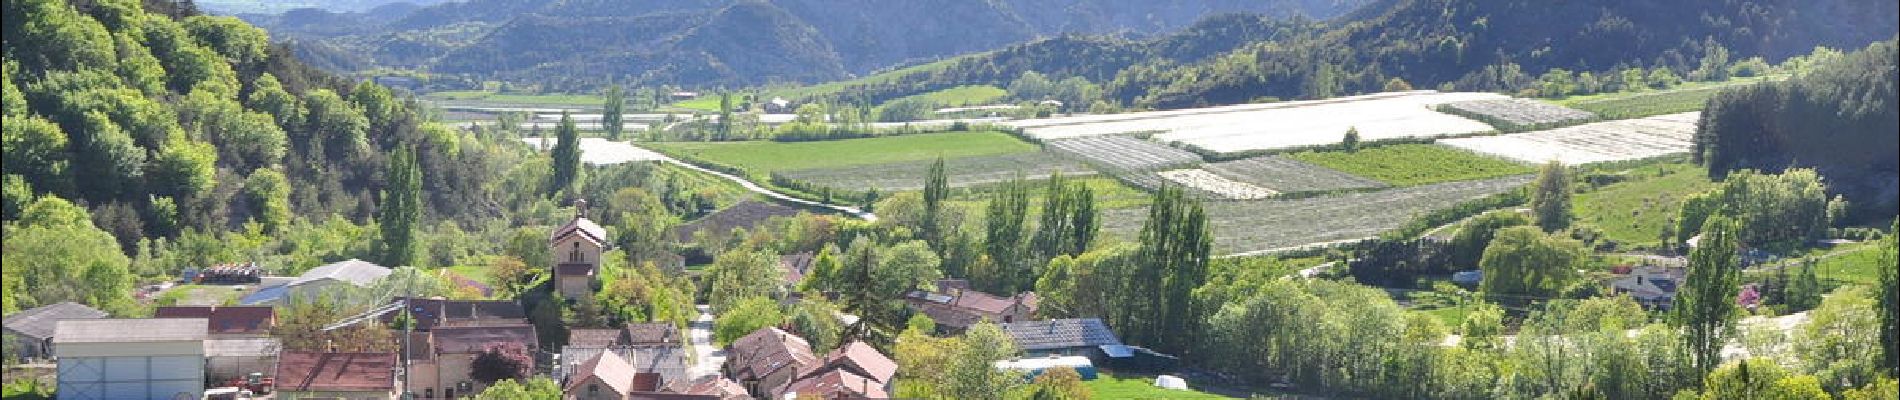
1696;40;1898;222
1105;0;1899;108
1;0;667;315
240;0;1372;89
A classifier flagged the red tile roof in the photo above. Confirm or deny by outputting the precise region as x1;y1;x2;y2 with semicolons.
551;216;609;247
153;306;275;335
274;352;398;393
431;324;538;354
777;369;888;399
682;376;749;400
822;341;897;384
566;351;640;395
726;327;817;382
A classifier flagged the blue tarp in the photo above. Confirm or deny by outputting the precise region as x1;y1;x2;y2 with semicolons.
1099;345;1135;358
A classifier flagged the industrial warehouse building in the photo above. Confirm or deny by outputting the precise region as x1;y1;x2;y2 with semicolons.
54;318;208;400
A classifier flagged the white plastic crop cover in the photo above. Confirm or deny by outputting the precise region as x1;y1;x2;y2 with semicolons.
1437;112;1699;165
1009;91;1507;154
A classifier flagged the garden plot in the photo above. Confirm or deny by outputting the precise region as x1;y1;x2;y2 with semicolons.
1045;135;1202;171
1103;175;1533;255
1157;169;1278;200
1438;112;1699;165
1010;91;1505;154
774;153;1097;191
1202;155;1388;193
1440;98;1596;127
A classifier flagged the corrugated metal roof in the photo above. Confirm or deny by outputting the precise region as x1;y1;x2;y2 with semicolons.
2;302;107;339
292;259;390;287
998;318;1123;351
54;318;208;343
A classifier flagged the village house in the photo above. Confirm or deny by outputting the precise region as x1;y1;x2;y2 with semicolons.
905;279;1039;332
3;302;106;361
721;327;818;398
274;351;401;400
772;341;898;399
779;252;816;288
552;199;610;299
1608;265;1687;309
54;318;208;400
559;323;690;390
416;324;539;398
680;376;750;400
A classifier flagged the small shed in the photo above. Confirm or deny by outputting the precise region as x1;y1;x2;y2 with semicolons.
2;302;107;360
997;318;1123;358
204;338;279;383
994;355;1098;380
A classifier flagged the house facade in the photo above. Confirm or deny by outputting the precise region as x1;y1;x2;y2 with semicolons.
551;200;609;299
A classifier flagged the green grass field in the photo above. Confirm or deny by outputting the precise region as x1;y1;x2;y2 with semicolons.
644;131;1038;176
671;96;724;111
1549;75;1781;119
1573;162;1715;248
1811;241;1891;287
1286;144;1535;186
424;90;605;106
1083;373;1237;399
898;85;1008;107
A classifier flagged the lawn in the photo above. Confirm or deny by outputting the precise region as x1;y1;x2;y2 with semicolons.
1810;241;1891;287
1418;305;1475;328
1549;75;1781;119
1573;162;1715;248
1285;144;1535;186
643;131;1038;176
1083;373;1237;399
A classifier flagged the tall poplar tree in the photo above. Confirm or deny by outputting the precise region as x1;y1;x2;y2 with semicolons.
378;147;422;267
1675;216;1741;378
549;111;580;197
922;157;948;256
983;178;1029;292
1530;160;1573;232
1124;186;1210;355
602;85;625;140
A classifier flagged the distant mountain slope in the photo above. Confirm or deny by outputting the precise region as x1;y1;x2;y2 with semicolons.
242;0;1373;88
1111;0;1900;107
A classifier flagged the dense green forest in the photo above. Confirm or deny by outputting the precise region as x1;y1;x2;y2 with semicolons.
784;0;1896;110
1695;40;1898;223
0;0;732;317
